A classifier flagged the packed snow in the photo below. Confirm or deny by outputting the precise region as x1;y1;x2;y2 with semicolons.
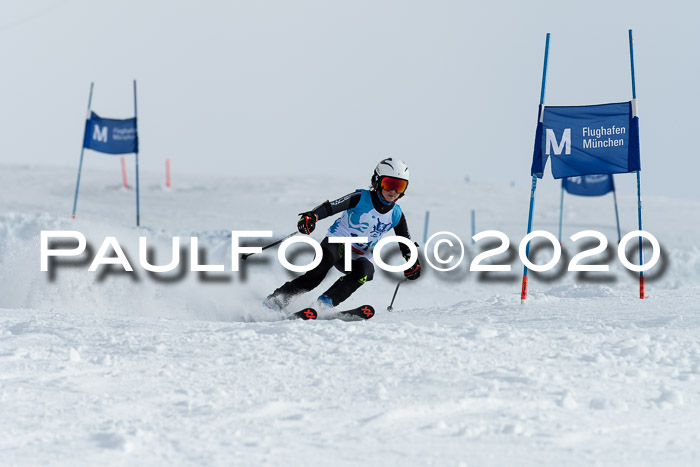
1;164;699;466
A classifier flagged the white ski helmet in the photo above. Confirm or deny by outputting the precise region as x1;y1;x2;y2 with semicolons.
371;157;410;197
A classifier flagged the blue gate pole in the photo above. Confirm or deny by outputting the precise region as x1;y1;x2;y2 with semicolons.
470;209;476;245
521;32;550;304
558;182;564;243
71;82;94;219
423;210;430;244
134;80;141;227
629;29;645;299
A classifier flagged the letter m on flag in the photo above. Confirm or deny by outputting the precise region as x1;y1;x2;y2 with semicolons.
93;124;108;143
545;128;571;155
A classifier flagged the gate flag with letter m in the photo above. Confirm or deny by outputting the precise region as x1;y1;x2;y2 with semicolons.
562;174;615;197
521;31;648;303
83;112;138;155
530;101;640;179
71;81;142;226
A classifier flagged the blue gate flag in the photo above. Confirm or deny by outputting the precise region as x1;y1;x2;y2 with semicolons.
531;101;640;179
83;112;138;155
562;174;615;197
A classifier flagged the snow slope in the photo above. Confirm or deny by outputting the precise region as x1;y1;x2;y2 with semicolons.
1;164;699;466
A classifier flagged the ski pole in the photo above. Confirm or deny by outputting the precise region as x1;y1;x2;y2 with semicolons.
241;231;298;260
387;279;407;312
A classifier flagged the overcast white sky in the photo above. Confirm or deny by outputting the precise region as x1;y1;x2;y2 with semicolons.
1;0;698;200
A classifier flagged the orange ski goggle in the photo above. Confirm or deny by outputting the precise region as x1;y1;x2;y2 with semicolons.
380;177;408;194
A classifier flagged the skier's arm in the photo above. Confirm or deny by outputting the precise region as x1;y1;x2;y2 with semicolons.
297;191;361;235
309;191;361;221
394;213;421;280
393;213;414;257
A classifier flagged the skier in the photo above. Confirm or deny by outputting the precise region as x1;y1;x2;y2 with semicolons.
263;157;421;312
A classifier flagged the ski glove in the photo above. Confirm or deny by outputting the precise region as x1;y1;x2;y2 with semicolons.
297;212;317;235
403;254;421;280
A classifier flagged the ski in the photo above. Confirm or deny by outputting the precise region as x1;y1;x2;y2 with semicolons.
334;304;376;321
288;305;375;322
289;308;318;320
